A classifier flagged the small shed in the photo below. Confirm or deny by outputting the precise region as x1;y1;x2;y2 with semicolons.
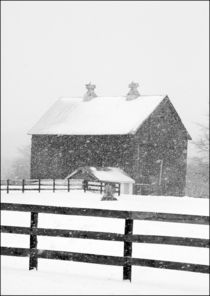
66;167;135;195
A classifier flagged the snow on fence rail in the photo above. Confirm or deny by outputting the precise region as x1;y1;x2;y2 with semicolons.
1;202;209;281
0;179;121;195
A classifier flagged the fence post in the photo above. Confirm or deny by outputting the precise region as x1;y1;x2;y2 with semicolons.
100;182;103;194
83;180;88;192
53;179;55;192
29;212;38;270
123;218;133;281
118;183;121;196
22;179;25;193
83;180;87;193
139;185;142;195
38;179;41;193
67;178;70;192
7;179;9;194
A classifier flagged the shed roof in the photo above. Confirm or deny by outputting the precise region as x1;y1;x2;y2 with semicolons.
28;95;167;135
66;167;135;183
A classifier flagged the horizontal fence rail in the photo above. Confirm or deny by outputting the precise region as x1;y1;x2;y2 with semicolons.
1;202;209;281
1;247;209;274
0;179;121;195
2;225;209;248
1;203;209;224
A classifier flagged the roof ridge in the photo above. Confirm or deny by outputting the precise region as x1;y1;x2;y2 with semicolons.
59;95;167;101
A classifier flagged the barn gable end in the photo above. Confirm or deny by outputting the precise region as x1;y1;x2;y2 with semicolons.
132;97;190;195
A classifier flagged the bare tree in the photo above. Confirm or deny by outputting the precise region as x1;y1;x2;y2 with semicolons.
6;145;31;179
193;119;209;162
186;115;209;198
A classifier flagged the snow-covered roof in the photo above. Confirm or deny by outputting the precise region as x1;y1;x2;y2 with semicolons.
66;167;135;184
28;96;167;135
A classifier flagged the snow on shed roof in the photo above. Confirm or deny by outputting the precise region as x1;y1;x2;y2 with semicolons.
67;167;135;183
28;95;166;135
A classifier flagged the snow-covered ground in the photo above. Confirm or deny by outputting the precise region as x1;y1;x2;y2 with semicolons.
1;191;209;295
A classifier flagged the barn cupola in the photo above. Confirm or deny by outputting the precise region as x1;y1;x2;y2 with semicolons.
126;81;140;100
83;82;97;101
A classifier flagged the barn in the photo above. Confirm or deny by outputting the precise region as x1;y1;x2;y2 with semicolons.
28;82;191;196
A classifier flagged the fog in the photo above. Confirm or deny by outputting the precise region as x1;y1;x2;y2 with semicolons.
1;1;209;162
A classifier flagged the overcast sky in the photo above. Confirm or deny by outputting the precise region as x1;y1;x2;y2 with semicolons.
1;1;209;161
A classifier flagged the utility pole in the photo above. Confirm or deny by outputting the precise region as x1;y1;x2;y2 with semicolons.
156;159;163;186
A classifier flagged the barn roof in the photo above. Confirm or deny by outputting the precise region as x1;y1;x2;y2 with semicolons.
66;167;135;183
28;95;167;135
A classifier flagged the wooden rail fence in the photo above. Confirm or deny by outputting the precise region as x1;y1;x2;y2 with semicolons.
83;181;120;195
1;202;209;281
0;179;121;195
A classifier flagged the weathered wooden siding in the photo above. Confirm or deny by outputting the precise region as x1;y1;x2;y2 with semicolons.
133;99;189;196
31;134;135;179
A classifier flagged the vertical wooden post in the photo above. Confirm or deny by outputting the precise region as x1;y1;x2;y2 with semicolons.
83;180;88;193
100;182;103;194
38;179;41;193
22;179;25;193
139;185;142;195
53;179;55;192
67;178;70;192
118;183;121;196
123;218;133;281
7;179;9;194
29;212;38;270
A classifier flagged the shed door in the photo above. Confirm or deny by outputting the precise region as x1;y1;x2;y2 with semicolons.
123;183;130;194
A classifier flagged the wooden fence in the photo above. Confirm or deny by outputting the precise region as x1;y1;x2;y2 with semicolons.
83;181;121;195
0;179;121;195
1;202;209;281
134;183;165;195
